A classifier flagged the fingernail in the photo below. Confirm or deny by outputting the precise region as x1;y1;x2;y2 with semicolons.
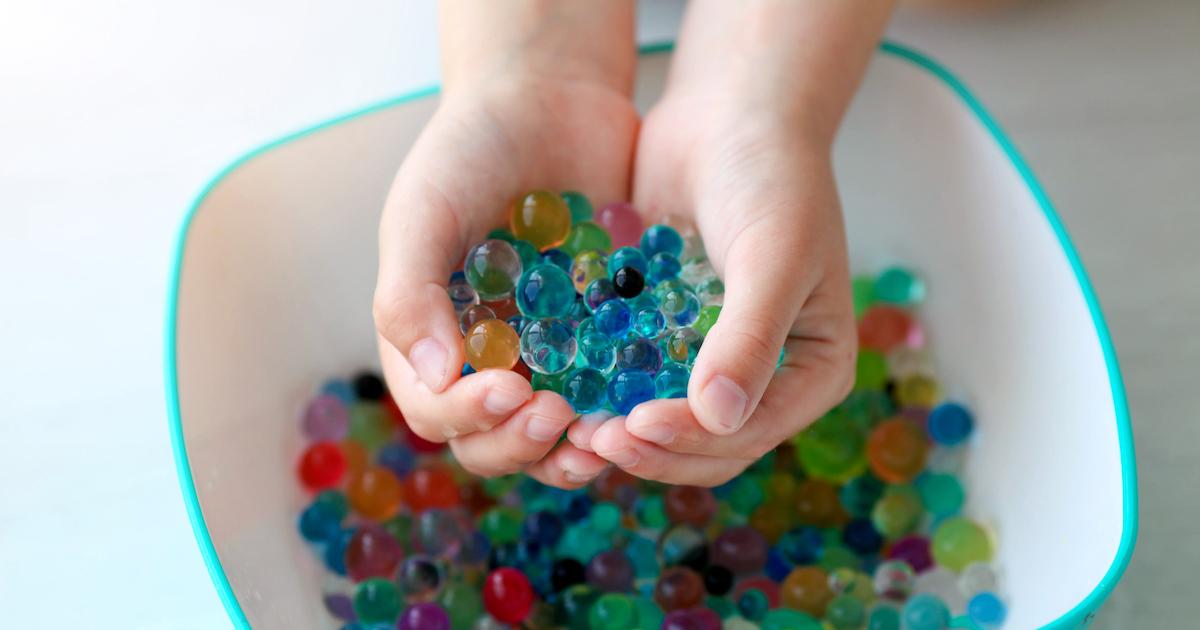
601;448;641;468
484;386;529;415
701;375;748;432
410;338;448;391
525;414;564;442
632;423;675;445
563;466;599;484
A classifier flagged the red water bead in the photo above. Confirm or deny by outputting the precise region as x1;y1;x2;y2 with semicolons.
858;305;914;353
406;429;446;454
403;463;462;513
664;486;717;527
732;576;781;608
513;360;533;382
382;394;404;427
483;297;519;321
654;566;706;611
594;467;639;502
345;524;404;582
866;418;929;484
483;568;535;624
887;535;933;573
711;526;769;575
459;480;495;515
298;442;346;490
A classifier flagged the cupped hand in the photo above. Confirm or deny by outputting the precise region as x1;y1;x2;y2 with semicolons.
373;74;637;487
586;89;859;486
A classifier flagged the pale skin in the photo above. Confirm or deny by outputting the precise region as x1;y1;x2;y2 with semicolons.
374;0;896;488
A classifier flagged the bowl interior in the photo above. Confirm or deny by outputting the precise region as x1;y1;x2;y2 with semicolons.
170;50;1128;629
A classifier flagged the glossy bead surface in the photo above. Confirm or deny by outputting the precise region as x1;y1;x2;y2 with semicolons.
517;264;576;318
614;337;662;374
562;368;608;413
640;224;684;258
464;239;524;300
561;221;612;257
931;517;994;571
571;250;609;294
483;568;535;624
464;319;521;371
612;266;645;298
607;369;655;415
595;203;644;249
511;191;571;250
867;419;929;484
654;362;690;399
521;318;578;375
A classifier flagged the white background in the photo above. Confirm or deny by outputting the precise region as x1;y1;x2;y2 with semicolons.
1;0;1196;627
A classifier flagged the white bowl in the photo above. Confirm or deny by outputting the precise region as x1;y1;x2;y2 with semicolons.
165;42;1136;629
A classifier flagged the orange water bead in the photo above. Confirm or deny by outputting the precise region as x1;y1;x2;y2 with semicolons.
464;319;521;371
867;418;929;483
780;566;834;618
795;478;848;527
403;462;462;512
749;502;793;544
510;190;571;250
858;305;914;353
340;439;369;476
347;465;404;521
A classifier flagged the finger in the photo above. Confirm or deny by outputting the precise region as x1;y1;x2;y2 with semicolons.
566;410;616;452
589;417;752;487
526;442;611;489
447;390;576;477
380;337;533;442
625;334;855;458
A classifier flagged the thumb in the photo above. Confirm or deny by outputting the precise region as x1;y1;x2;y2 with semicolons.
688;210;809;435
373;180;469;393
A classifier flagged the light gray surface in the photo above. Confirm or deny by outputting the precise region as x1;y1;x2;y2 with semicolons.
889;1;1200;627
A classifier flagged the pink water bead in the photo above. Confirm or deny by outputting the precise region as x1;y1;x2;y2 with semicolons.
595;202;644;249
302;394;349;441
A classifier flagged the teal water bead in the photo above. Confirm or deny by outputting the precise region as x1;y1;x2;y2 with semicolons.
578;330;617;372
585;278;619;312
654;363;690;399
761;608;821;630
614;337;663;374
635;495;669;529
902;593;950;630
563;368;608;413
916;472;965;518
738;588;770;621
840;474;886;518
542;248;574;273
589;593;636;630
866;604;901;630
561;190;595;223
608;246;648;276
826;594;867;629
589;501;622;534
660;287;701;329
464;239;524;300
486;228;516;243
607;369;656;415
521;318;578;375
517;264;576;318
511;239;540;269
873;267;925;305
966;592;1006;627
640;224;684;258
594;299;634;339
634;307;666;338
633;597;665;629
353;578;403;624
647;252;682;285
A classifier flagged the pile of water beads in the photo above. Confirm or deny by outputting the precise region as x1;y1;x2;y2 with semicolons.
294;191;1008;629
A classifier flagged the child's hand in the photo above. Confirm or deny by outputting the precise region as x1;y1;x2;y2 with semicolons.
373;32;638;487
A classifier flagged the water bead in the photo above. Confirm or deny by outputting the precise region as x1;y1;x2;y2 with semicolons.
914;567;967;615
458;304;497;337
896;374;941;408
927;402;974;446
540;248;575;274
298;500;343;542
711;526;769;575
607;247;648;277
560;191;594;223
888;535;933;573
855;350;889;391
564;249;606;292
299;442;347;491
693;305;720;337
595;203;644;249
584;278;618;312
738;588;771;621
702;565;734;596
376;443;416;479
518;264;577;318
448;272;481;317
958;562;999;597
695;277;725;306
660;287;701;329
867;419;929;484
464;319;521;371
843;518;884;555
345;524;404;582
858;305;915;353
303;394;349;442
398;554;442;597
404;463;461;512
347;403;393;450
611;266;645;299
794;479;845;528
521;318;578;375
416;508;469;557
931;517;994;571
777;526;824;564
532;370;570;393
826;594;868;629
587;548;635;593
873;560;916;600
654;362;690;399
966;592;1006;627
871;487;923;540
555;367;606;413
464;239;524;300
589;593;636;629
614;337;663;374
398;602;451;630
658;524;708;569
633;307;666;338
480;507;523;545
866;604;901;630
781;566;834;618
340;439;369;476
607;369;656;415
661;327;701;364
577;331;617;372
354;577;403;624
640;224;684;258
797;414;868;483
873;267;925;305
654;566;706;611
647;252;682;285
437;583;484;630
483;567;535;624
551;557;588;592
347;466;404;521
660;486;714;527
561;221;612;257
593;300;634;338
820;544;861;573
916;472;965;518
902;593;950;630
511;191;571;250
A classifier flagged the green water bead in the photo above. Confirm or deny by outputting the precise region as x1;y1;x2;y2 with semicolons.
826;594;867;629
561;191;595;223
873;267;925;305
761;608;822;630
931;517;994;571
487;228;516;243
819;543;861;572
562;221;613;257
589;593;636;630
855;350;889;391
348;403;393;450
852;276;876;317
353;578;402;623
512;239;540;269
559;584;600;630
867;604;902;630
464;239;524;300
382;513;412;547
633;597;665;630
840;390;897;430
738;588;770;621
437;582;484;630
482;474;520;498
635;495;669;529
532;370;570;392
727;475;765;515
590;501;622;534
916;472;965;518
479;506;523;544
796;412;868;483
693;305;721;337
707;595;736;619
871;486;923;540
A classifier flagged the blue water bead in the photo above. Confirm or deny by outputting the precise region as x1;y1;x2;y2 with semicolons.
507;314;531;336
765;547;793;582
927;402;974;446
660;287;701;329
523;511;565;546
615;337;663;374
633;307;666;338
298;502;342;542
516;264;576;318
376;443;416;478
607;369;656;415
967;592;1007;627
521;318;578;374
461;363;475;377
902;593;950;630
608;246;648;276
323;528;355;576
640;224;684;258
320;379;355;404
564;494;594;523
541;248;574;273
585;278;619;312
843;518;884;555
594;299;634;339
654;362;690;399
647;252;682;285
563;368;608;413
778;527;824;564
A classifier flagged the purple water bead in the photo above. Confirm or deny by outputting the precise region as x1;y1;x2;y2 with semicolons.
322;592;356;622
662;608;722;630
711;526;769;576
887;535;934;573
302;394;349;441
586;548;634;592
398;602;451;630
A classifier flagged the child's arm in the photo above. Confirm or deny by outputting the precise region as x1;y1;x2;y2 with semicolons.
584;0;896;485
373;0;637;487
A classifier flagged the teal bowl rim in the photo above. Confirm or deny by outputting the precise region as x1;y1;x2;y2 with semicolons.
163;40;1137;629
